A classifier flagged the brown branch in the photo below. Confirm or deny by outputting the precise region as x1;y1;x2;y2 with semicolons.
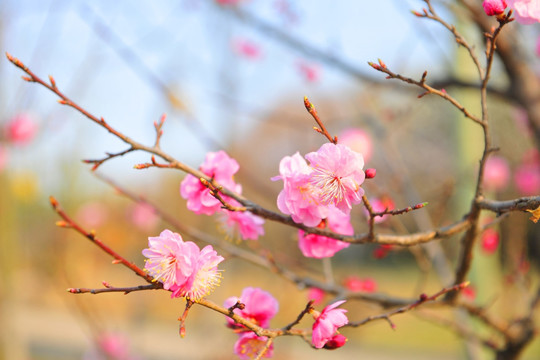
83;147;135;171
7;53;472;247
304;97;337;144
476;196;540;215
347;282;470;329
50;196;154;284
368;59;483;125
68;284;161;295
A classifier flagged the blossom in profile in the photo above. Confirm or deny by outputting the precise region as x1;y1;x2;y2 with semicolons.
323;334;347;350
142;229;224;300
507;0;540;24
482;0;507;16
481;228;500;254
224;287;279;328
305;143;365;214
219;204;265;241
180;150;240;215
311;300;348;349
5;113;37;145
338;128;372;163
234;332;273;359
483;156;510;192
514;150;540;195
297;206;352;258
273;152;328;226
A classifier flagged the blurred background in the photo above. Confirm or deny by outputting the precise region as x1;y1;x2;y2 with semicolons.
1;0;539;359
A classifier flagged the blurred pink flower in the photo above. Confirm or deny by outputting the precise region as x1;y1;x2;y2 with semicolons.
507;0;540;23
130;203;159;231
232;38;262;59
5;113;38;145
311;300;348;349
481;228;500;254
343;276;377;293
98;333;130;359
307;287;325;305
142;229;224;300
483;0;507;15
224;287;279;328
373;244;394;259
219;207;265;240
537;35;540;57
514;150;540;195
296;60;321;82
180;150;240;215
234;332;273;359
323;334;348;350
298;206;352;258
0;146;8;171
367;196;395;224
483;156;510;191
76;202;108;228
338;128;372;163
306;143;365;214
216;0;242;5
462;285;476;301
273;152;328;226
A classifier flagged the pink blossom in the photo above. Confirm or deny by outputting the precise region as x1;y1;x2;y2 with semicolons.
481;228;500;254
462;285;476;301
483;156;510;191
483;0;507;15
232;38;262;59
298;206;352;258
219;202;265;241
296;60;321;82
273;152;328;226
507;0;540;24
307;287;325;305
5;113;37;145
323;334;347;350
224;287;279;328
306;143;365;214
234;332;273;360
344;276;377;293
365;168;376;179
98;333;131;359
514;150;540;195
142;229;224;300
338;128;372;163
311;300;348;349
130;203;159;231
180;150;240;215
537;35;540;57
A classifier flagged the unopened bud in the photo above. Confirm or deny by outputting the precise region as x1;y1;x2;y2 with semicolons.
365;168;376;179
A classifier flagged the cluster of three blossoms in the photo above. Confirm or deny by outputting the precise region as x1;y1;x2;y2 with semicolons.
142;141;367;352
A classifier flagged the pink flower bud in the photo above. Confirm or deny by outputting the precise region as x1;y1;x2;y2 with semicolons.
323;334;347;350
365;168;376;179
482;0;507;16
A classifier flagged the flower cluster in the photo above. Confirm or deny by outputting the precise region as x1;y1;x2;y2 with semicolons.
311;300;349;349
142;229;224;301
224;287;279;359
273;142;365;258
180;150;265;240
